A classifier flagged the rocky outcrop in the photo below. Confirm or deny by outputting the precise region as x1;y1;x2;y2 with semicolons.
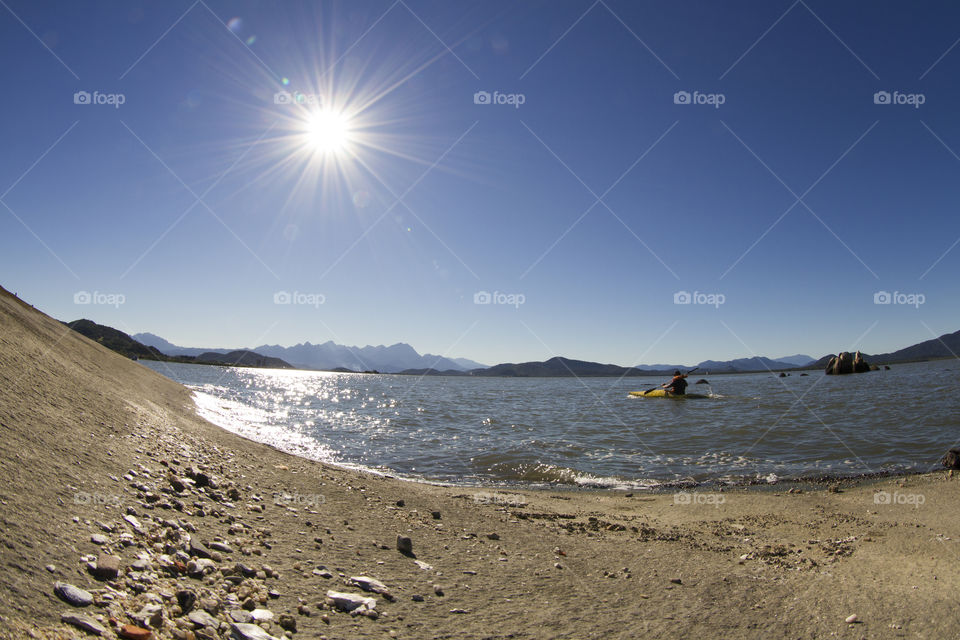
825;351;875;375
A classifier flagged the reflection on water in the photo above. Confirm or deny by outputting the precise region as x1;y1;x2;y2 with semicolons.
143;360;960;489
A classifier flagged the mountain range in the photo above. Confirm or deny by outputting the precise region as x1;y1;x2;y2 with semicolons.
134;333;486;373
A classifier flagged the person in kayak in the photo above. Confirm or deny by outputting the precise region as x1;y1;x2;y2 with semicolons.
662;370;688;395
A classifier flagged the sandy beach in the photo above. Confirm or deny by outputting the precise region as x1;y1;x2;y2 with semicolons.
1;285;957;639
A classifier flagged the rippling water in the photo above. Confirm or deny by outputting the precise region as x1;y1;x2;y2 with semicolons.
142;359;960;489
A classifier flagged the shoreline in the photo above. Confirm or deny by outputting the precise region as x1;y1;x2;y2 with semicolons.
3;287;960;639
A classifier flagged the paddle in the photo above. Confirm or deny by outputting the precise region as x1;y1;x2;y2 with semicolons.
639;367;699;395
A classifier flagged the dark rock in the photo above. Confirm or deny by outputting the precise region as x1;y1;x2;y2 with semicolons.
277;613;297;632
942;448;960;470
431;510;441;519
694;379;709;385
177;589;197;613
54;581;93;607
825;350;872;375
396;535;413;556
396;499;405;507
778;372;787;377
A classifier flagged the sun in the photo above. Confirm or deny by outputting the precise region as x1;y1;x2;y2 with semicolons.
303;109;353;154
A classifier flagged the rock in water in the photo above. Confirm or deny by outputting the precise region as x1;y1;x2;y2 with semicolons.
230;622;281;640
61;613;107;635
396;535;413;555
942;448;960;470
326;590;376;612
54;581;93;607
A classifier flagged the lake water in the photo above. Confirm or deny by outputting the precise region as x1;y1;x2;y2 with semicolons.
142;359;959;489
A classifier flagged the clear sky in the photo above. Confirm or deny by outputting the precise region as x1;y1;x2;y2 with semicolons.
2;0;960;367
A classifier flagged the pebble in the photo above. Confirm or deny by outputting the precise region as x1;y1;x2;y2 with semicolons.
92;554;121;580
349;576;391;596
54;581;94;607
45;564;56;573
209;541;233;554
229;622;281;640
61;612;107;635
249;608;274;622
845;614;859;624
326;590;376;612
91;533;109;545
118;624;153;640
396;535;413;555
187;609;219;628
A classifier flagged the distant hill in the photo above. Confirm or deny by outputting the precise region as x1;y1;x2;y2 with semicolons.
133;332;229;357
194;350;294;369
774;354;815;367
472;357;664;378
872;329;960;363
134;333;486;373
695;356;803;373
70;322;292;369
67;320;166;360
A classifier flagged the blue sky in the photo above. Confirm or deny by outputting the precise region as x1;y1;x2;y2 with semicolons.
2;0;960;366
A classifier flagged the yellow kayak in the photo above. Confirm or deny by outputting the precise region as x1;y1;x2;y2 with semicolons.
629;389;709;399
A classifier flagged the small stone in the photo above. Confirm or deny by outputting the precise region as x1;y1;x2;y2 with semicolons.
45;564;56;573
396;500;405;507
432;584;444;596
118;624;153;640
124;514;144;534
486;533;500;540
209;541;233;554
92;554;121;580
61;613;107;635
670;578;682;585
326;590;376;612
249;609;273;622
396;536;413;555
277;613;296;632
177;589;197;613
188;609;219;628
228;609;253;624
411;594;424;602
133;603;164;628
54;581;94;607
845;614;859;624
91;533;109;545
431;511;441;519
229;622;281;640
189;538;213;559
349;576;390;596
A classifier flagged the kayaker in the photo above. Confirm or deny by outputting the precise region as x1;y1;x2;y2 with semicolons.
662;370;688;395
